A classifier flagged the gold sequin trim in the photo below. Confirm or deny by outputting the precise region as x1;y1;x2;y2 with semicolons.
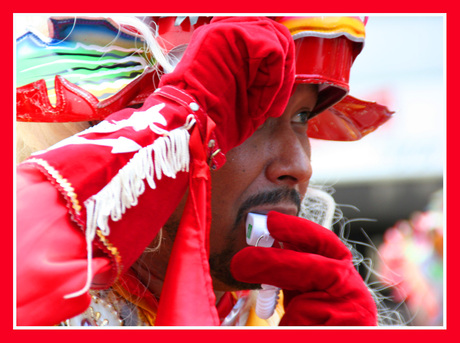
24;158;82;214
97;230;123;276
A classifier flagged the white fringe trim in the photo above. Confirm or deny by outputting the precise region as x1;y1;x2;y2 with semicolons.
64;114;196;299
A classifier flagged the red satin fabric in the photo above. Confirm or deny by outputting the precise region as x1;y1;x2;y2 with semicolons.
156;127;219;325
16;165;112;326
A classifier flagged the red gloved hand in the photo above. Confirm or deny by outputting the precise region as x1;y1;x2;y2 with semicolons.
159;16;295;157
231;212;378;326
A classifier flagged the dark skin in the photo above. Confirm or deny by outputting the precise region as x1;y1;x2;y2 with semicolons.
132;84;318;300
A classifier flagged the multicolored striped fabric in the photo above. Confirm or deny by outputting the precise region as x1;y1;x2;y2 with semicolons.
16;16;393;141
16;17;152;106
275;16;366;42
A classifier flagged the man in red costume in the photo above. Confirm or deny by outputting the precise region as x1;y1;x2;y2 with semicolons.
16;16;392;326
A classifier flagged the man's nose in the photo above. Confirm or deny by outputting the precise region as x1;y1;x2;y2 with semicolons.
265;128;312;187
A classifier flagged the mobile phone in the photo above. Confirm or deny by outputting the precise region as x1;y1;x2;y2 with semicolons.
245;212;280;320
245;212;274;247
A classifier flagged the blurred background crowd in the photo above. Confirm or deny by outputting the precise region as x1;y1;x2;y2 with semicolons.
309;15;445;326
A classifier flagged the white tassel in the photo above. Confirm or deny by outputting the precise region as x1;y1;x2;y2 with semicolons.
64;115;196;299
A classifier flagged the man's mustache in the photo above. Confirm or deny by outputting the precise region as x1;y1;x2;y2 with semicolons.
234;188;301;229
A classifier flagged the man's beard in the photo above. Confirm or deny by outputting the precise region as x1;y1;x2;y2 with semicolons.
209;187;301;290
209;236;260;290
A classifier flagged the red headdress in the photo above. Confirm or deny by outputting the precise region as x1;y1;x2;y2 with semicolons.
16;15;392;140
275;16;393;140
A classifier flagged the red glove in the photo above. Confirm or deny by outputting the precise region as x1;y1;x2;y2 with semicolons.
159;16;295;160
231;212;378;326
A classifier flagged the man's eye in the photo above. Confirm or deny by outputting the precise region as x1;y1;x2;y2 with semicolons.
292;111;311;125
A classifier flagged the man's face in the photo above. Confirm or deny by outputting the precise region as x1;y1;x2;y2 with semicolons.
209;84;318;291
